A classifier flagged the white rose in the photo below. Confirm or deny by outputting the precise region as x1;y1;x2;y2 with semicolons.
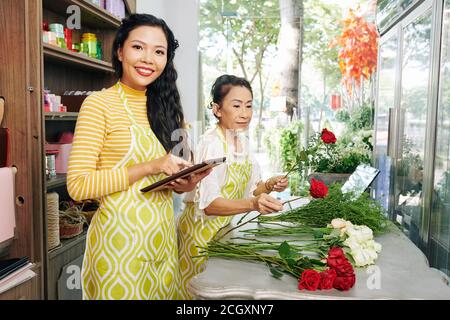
343;237;361;251
359;226;374;241
366;240;382;253
364;247;378;262
350;248;369;267
331;218;348;229
346;225;373;243
351;248;377;267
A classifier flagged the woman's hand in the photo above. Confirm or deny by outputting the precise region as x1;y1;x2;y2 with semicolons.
147;154;192;176
166;168;212;193
251;193;283;214
268;176;289;192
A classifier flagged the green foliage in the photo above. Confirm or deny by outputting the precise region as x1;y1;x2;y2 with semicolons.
311;136;372;174
280;121;303;172
324;102;375;173
335;109;350;123
348;103;374;131
261;184;388;235
303;0;342;89
200;0;279;80
335;103;374;131
287;171;310;197
332;152;370;174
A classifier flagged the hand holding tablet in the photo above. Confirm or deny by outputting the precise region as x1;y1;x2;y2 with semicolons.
140;157;226;193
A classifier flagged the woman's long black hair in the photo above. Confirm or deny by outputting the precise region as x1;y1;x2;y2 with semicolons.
112;14;186;153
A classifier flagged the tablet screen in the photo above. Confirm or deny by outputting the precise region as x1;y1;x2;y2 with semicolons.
140;157;226;193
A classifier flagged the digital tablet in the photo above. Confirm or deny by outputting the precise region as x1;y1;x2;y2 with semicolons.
140;157;226;193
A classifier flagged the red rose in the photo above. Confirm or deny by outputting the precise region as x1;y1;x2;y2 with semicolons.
332;261;354;277
327;256;348;270
333;274;356;291
327;247;355;277
309;178;329;198
319;269;337;290
298;269;321;291
328;247;345;259
321;128;337;144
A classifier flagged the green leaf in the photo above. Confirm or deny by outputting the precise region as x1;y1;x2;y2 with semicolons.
313;230;324;239
286;258;297;269
278;241;292;259
298;256;314;269
299;150;308;161
269;266;284;279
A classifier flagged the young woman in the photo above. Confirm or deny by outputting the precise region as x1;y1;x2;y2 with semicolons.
67;14;210;300
177;74;289;299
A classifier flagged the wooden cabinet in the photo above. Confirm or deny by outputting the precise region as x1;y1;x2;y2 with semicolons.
0;276;41;300
0;0;135;300
0;0;45;300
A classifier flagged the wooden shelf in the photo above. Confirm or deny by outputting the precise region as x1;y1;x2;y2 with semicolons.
43;43;115;73
46;174;67;190
45;112;78;121
43;0;121;29
48;229;87;260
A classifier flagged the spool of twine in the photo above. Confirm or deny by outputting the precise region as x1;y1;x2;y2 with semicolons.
46;192;60;250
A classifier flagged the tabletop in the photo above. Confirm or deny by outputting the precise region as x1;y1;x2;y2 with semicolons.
188;199;450;300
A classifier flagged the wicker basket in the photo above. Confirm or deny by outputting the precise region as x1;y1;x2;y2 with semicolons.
59;206;86;239
73;199;99;225
82;210;96;225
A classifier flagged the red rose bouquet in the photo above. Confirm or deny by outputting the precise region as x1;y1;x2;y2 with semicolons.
298;247;355;292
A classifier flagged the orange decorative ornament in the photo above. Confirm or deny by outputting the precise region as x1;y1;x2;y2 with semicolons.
331;9;379;96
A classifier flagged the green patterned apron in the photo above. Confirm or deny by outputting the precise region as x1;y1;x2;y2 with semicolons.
177;127;252;299
82;83;179;300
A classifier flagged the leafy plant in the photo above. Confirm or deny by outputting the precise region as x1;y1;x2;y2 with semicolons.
279;121;303;172
335;109;351;123
348;103;374;132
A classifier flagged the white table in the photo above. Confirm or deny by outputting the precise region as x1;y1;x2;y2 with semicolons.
188;199;450;300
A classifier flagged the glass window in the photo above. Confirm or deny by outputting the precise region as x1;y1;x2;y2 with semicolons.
374;33;398;212
430;1;450;277
394;9;432;248
377;0;400;32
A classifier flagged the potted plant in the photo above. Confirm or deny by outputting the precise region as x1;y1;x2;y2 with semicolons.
305;128;371;186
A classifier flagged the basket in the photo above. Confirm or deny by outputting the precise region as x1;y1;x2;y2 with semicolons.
59;205;86;239
82;210;96;224
73;199;99;225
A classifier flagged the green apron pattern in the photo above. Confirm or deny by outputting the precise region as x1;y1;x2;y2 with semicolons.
177;127;252;299
82;82;179;300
